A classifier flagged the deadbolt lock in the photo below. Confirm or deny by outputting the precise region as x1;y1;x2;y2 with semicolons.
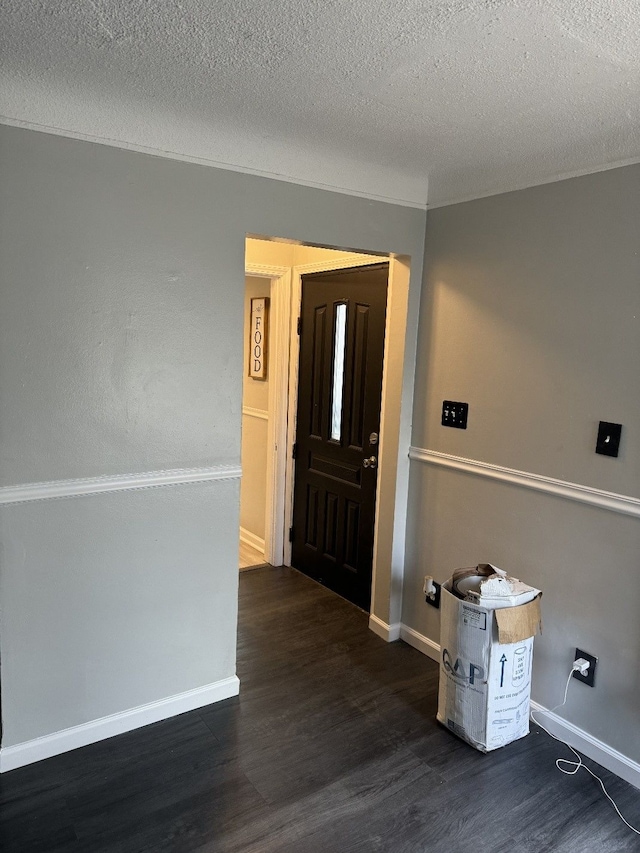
363;455;378;469
369;432;379;446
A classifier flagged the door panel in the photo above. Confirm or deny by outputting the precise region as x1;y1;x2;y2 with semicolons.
291;264;388;609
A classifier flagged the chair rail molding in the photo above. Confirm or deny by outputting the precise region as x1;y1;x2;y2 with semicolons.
0;465;242;506
409;447;640;519
242;406;269;421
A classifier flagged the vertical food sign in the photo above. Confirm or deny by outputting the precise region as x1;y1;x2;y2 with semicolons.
249;297;269;380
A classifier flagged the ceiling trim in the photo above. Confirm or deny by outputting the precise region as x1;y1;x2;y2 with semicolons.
0;115;429;211
428;155;640;210
4;115;636;214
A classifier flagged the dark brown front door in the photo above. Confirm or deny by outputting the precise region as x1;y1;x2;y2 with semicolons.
291;263;388;609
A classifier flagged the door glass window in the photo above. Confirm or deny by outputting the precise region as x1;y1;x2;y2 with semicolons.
330;302;348;441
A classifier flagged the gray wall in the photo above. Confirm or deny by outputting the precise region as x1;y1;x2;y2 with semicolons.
0;482;238;744
404;165;640;760
0;125;427;748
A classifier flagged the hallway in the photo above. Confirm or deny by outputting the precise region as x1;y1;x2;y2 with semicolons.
238;539;265;570
1;567;637;852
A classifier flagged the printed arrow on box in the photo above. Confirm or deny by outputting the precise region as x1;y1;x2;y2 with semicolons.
500;653;508;687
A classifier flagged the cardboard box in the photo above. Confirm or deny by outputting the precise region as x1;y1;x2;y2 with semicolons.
437;579;542;752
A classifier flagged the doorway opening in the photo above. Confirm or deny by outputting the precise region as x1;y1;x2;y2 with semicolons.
239;237;411;618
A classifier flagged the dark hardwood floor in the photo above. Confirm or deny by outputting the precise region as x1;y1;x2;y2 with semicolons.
2;566;638;852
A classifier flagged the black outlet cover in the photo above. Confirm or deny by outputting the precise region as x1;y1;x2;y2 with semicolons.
596;421;622;457
442;401;469;429
573;648;597;688
425;581;441;609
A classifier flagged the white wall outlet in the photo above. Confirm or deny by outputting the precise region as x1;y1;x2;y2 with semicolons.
423;576;441;608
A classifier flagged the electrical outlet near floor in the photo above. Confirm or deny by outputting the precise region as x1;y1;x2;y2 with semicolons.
573;648;598;687
423;575;441;608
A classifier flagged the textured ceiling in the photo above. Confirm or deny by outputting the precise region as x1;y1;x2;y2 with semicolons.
1;0;639;207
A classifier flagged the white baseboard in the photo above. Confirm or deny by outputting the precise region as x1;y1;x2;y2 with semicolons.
391;621;640;791
368;613;401;642
0;675;240;773
399;623;441;663
239;527;266;553
530;701;640;791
